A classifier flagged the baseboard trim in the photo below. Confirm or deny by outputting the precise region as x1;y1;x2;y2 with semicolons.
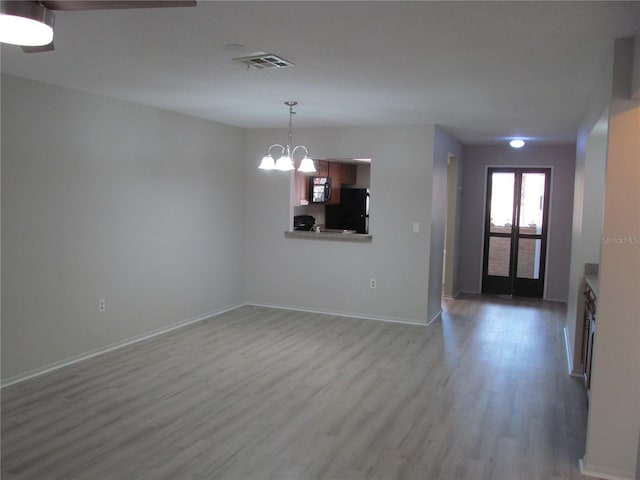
543;297;569;303
246;302;427;327
459;289;481;295
579;458;635;480
1;303;245;388
442;291;462;300
426;309;442;326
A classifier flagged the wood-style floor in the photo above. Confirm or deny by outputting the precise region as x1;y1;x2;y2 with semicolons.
2;295;590;480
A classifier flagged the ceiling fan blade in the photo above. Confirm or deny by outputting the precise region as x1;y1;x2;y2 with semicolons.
22;42;55;53
40;1;196;11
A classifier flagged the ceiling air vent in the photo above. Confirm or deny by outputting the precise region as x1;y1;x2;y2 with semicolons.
233;53;295;70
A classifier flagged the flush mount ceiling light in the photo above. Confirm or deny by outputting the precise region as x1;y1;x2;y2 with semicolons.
509;139;526;149
0;1;55;47
0;1;196;53
259;101;316;173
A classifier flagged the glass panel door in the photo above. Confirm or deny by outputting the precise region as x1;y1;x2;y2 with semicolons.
482;170;517;295
482;168;550;298
489;172;515;233
516;238;542;279
519;172;546;235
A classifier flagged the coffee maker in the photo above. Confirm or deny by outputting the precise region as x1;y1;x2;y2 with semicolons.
293;215;315;231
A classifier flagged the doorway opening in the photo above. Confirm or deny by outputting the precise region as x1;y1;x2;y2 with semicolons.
443;154;458;299
482;167;551;298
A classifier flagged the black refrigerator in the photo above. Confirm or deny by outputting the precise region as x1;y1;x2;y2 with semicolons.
325;188;369;234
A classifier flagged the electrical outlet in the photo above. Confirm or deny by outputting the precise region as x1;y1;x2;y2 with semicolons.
98;299;106;313
370;279;377;289
412;222;420;233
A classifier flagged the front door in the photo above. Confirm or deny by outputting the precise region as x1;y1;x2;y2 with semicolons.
482;168;551;298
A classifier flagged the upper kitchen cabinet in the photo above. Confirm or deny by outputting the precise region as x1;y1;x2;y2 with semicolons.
327;162;342;205
294;171;310;206
341;163;357;185
317;160;329;177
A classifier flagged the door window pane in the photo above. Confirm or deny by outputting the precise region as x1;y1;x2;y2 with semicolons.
517;238;542;279
519;173;546;235
490;173;515;233
488;236;511;276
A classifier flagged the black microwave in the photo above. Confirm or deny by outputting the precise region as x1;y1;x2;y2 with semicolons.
309;176;332;203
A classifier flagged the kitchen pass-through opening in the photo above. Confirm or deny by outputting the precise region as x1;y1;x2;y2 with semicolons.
292;158;371;234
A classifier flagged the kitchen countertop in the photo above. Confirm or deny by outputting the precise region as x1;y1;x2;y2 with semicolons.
285;230;372;243
584;263;599;297
585;273;599;297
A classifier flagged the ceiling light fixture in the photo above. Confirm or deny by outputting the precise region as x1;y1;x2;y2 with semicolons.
509;139;525;149
259;101;316;173
0;1;55;47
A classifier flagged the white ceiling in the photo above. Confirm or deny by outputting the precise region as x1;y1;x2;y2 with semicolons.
1;1;638;145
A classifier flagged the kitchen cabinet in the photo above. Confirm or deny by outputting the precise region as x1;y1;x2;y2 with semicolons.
294;171;310;206
327;162;342;204
341;163;357;185
317;160;329;177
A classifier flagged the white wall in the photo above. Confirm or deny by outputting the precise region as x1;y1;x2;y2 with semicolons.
565;108;608;373
582;36;640;480
458;144;576;301
1;75;247;381
565;46;614;374
354;163;371;189
244;126;436;323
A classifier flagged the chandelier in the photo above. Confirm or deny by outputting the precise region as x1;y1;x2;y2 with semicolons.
258;101;316;173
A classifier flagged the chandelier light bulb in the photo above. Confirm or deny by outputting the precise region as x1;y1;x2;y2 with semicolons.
297;156;316;173
258;154;276;170
275;154;294;171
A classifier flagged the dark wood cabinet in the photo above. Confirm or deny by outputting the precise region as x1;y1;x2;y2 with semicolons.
341;163;357;185
317;160;329;177
327;162;342;204
294;171;310;206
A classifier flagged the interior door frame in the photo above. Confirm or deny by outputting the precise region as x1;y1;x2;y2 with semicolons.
481;166;552;298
